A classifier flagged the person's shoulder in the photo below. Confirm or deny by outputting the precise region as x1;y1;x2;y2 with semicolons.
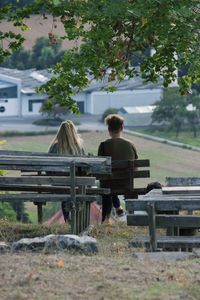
99;138;112;145
120;137;135;145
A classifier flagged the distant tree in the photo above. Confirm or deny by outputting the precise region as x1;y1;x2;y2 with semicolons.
186;91;200;138
1;37;64;70
152;88;187;138
40;98;70;119
32;37;63;70
1;47;32;69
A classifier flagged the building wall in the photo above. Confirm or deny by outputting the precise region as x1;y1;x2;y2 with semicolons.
21;93;47;116
0;98;19;116
89;89;162;114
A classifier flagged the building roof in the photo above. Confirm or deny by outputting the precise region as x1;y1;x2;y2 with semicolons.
83;75;163;93
0;67;53;94
0;67;163;95
120;105;156;114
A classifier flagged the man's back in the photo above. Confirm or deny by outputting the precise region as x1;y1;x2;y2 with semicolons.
98;137;138;160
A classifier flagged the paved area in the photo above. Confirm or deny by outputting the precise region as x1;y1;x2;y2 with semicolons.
0;115;106;133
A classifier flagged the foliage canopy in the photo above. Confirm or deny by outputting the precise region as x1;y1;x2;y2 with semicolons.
1;0;200;113
152;88;200;137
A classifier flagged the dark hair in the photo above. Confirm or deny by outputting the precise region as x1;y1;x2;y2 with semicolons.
105;114;124;132
146;181;162;193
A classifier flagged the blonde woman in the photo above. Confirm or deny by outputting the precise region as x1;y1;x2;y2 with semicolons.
48;120;85;155
48;120;85;222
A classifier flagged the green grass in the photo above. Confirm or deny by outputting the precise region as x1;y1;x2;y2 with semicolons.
136;127;200;147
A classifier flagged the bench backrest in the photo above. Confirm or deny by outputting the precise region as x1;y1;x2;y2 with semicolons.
98;159;150;197
166;177;200;187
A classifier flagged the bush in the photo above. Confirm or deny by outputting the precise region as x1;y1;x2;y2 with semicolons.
0;220;70;242
0;203;16;222
33;118;63;127
102;108;119;122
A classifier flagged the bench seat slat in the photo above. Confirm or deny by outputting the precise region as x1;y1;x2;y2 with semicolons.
162;186;200;194
126;199;200;211
166;177;200;187
129;235;200;248
127;214;200;228
0;193;99;202
0;176;96;186
0;185;110;194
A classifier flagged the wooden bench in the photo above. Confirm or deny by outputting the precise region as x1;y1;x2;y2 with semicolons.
126;177;200;251
0;150;111;234
98;159;150;198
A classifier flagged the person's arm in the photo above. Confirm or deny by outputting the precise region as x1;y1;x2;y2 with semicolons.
98;142;104;156
48;143;58;154
131;144;138;159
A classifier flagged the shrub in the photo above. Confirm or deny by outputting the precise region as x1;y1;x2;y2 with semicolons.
101;108;119;122
0;203;16;222
33;118;63;127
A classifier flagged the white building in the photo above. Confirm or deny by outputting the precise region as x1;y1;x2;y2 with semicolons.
0;67;163;117
119;105;156;127
0;68;51;117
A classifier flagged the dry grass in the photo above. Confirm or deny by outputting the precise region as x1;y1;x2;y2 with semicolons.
0;221;200;300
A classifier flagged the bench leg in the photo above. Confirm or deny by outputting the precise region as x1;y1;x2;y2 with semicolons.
147;202;157;252
37;203;43;224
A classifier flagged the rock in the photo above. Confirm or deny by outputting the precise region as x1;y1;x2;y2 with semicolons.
11;234;97;254
0;241;10;253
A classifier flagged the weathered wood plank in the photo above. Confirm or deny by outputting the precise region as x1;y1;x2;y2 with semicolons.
0;193;99;202
126;199;200;211
0;176;96;186
129;235;200;249
166;177;200;187
0;184;110;195
162;186;200;194
127;214;200;228
0;155;111;174
98;170;150;180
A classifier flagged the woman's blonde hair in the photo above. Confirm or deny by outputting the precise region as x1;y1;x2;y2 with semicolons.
48;120;84;155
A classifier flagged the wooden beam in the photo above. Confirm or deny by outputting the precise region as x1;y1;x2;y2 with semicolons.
127;214;200;228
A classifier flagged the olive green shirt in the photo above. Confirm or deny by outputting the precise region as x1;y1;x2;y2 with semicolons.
98;137;138;160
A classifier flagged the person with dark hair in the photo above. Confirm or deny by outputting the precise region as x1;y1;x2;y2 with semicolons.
98;114;138;223
146;181;162;193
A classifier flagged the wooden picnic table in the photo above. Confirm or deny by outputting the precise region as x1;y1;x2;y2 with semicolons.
127;186;200;251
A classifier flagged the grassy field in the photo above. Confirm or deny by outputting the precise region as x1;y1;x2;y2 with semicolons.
136;127;200;147
1;131;200;299
3;130;200;185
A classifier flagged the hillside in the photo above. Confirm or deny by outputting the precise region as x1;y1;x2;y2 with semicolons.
1;15;79;50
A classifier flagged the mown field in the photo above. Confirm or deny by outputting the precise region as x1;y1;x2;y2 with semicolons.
3;130;200;185
1;130;200;300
